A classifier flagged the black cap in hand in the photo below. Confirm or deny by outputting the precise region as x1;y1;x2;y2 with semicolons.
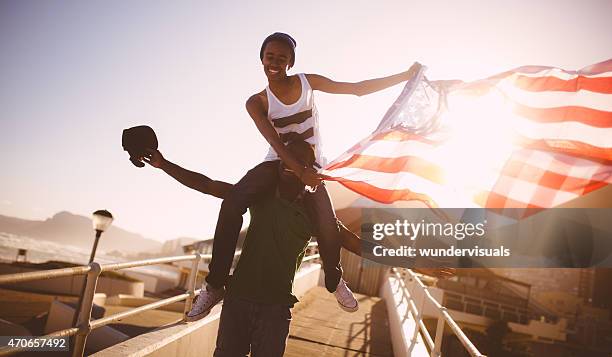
122;125;158;167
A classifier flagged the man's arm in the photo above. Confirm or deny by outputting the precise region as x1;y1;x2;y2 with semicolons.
338;222;455;278
306;62;422;97
142;149;233;199
245;93;321;187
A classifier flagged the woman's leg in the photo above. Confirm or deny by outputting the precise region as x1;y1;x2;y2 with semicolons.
303;182;358;311
206;161;280;288
303;182;343;292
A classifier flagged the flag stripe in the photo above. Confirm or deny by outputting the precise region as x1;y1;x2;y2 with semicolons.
497;160;612;194
326;150;612;207
578;58;612;75
511;113;612;148
509;59;612;77
476;179;607;210
473;191;541;210
510;68;612;79
490;177;580;207
336;179;435;205
371;130;444;144
511;149;611;177
510;74;612;94
499;81;612;112
326;167;454;198
510;70;612;80
517;136;612;161
513;104;612;128
327;154;446;183
342;140;437;161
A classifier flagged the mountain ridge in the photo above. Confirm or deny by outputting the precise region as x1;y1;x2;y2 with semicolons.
0;211;162;254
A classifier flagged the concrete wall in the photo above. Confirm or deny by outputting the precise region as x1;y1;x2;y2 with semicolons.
92;264;322;357
44;294;106;334
105;295;185;313
96;276;144;298
45;299;130;352
92;305;223;357
123;267;180;294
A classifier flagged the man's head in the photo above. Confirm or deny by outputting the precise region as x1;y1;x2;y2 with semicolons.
278;140;315;198
260;32;296;80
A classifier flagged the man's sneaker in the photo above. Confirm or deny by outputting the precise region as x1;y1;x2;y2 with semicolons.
185;284;225;322
334;279;358;312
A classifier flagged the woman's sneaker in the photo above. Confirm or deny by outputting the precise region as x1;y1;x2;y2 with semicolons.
185;284;225;322
334;279;358;312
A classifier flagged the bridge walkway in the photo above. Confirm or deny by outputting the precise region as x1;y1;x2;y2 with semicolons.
286;286;393;357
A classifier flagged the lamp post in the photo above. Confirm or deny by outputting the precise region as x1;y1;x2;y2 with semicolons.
89;210;114;263
72;210;114;333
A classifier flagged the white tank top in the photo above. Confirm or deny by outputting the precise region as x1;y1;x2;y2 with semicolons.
264;73;325;167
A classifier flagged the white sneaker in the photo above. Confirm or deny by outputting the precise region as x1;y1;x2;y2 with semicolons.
185;284;225;322
334;279;358;312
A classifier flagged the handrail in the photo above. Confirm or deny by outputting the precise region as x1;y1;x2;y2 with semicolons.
100;254;199;271
0;265;91;285
392;268;486;357
0;251;247;285
90;293;190;329
0;243;320;357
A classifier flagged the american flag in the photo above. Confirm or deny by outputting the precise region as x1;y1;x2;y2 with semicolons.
322;60;612;214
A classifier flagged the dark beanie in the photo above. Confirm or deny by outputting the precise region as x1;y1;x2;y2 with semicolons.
122;125;158;167
260;32;297;67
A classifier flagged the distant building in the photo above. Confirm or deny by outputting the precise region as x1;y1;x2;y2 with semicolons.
182;240;213;255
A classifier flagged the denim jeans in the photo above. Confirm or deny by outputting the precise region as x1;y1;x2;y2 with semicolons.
214;296;292;357
206;160;343;292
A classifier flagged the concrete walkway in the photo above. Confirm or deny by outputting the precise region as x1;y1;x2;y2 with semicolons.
286;287;394;357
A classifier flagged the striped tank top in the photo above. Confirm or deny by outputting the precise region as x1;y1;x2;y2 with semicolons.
264;73;325;167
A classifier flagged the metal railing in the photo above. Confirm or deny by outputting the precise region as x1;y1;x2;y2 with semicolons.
0;244;320;356
392;268;486;357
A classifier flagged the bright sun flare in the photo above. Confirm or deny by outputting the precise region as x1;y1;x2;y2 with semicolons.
434;89;518;204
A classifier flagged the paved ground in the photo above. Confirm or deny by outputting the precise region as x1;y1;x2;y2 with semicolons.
286;287;393;357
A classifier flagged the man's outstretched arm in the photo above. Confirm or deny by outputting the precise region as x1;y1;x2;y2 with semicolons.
338;222;455;278
306;62;422;97
142;149;233;199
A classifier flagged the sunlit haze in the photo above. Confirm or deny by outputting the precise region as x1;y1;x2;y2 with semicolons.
1;0;610;241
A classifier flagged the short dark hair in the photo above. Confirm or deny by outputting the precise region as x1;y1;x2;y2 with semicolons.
260;32;297;68
286;140;315;167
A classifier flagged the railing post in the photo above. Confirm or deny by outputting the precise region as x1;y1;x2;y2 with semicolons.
411;286;426;345
183;253;201;316
407;271;417;305
72;262;101;357
431;307;447;357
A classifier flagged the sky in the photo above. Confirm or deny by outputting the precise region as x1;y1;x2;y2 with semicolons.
1;0;611;242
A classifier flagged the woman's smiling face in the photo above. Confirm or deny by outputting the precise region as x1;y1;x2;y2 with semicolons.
262;40;293;80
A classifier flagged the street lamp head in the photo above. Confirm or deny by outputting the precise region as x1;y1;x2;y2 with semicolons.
92;210;114;232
